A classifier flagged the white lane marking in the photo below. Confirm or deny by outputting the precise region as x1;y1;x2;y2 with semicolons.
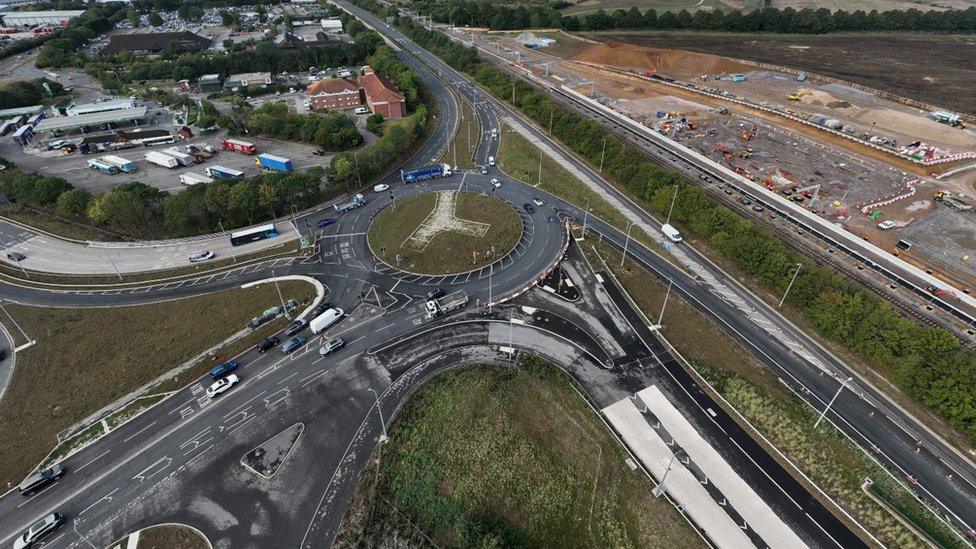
121;421;158;443
74;450;110;473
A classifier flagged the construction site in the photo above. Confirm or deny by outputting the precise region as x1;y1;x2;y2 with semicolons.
474;31;976;293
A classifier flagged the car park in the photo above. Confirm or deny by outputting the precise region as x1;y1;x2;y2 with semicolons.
18;464;65;496
319;337;345;355
282;336;307;354
209;360;239;380
206;374;239;398
523;203;535;214
533;197;544;206
188;250;214;263
257;336;280;353
373;183;389;192
6;252;25;262
13;513;63;549
317;218;337;228
284;319;308;336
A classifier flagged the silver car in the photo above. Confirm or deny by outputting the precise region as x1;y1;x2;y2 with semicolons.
188;250;215;263
13;513;62;549
318;337;344;356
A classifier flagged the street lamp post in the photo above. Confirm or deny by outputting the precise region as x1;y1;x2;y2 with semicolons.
104;250;123;282
779;263;803;308
815;377;853;429
368;387;387;439
270;269;290;320
650;278;673;331
620;222;633;267
652;451;682;497
599;138;607;173
219;221;237;264
581;197;590;239
665;185;679;225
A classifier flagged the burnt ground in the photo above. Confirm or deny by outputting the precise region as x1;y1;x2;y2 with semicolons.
588;31;976;116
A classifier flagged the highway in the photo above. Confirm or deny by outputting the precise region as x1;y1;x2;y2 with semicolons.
0;3;971;548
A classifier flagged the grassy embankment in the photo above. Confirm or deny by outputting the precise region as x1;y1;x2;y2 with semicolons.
367;191;522;274
335;357;706;548
439;91;478;170
580;236;964;548
0;280;315;486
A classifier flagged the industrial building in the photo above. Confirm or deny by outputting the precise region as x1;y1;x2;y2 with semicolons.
320;17;343;33
100;31;211;57
198;74;222;92
306;78;361;111
0;10;85;27
66;97;136;117
33;107;148;133
223;72;273;90
357;66;406;119
0;105;43;119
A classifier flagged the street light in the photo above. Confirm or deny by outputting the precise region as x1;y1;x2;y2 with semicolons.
665;185;679;225
779;263;803;308
270;269;290;320
620;222;633;267
368;387;387;440
815;376;853;429
599;138;607;173
652;450;683;497
649;278;672;331
581;197;590;239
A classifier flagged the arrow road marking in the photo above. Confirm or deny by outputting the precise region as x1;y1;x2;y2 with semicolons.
132;457;172;483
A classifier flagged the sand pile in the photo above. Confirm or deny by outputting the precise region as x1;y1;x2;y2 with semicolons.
573;40;750;77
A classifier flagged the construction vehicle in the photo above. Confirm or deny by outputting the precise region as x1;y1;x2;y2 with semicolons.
425;290;468;319
741;124;758;141
737;150;752;159
788;88;812;102
934;190;972;211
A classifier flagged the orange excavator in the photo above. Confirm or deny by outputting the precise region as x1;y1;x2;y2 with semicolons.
741;124;758;141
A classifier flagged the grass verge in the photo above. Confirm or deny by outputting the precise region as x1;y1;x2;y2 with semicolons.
439;91;477;170
580;236;962;548
367;191;521;274
0;280;315;486
334;358;705;548
107;523;210;549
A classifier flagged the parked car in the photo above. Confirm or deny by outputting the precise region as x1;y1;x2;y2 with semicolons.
752;204;765;212
188;250;215;263
284;319;308;336
282;336;306;354
318;337;345;355
373;183;389;193
426;288;444;300
13;513;63;549
479;165;488;175
6;252;25;262
312;149;325;156
18;464;65;496
209;360;239;380
877;220;897;230
490;178;500;188
317;218;337;228
523;203;535;214
256;336;280;353
206;374;240;398
738;196;752;206
533;197;544;206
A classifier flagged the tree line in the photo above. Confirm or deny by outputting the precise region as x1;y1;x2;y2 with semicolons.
243;103;363;151
412;0;976;34
33;4;128;68
385;11;976;443
0;79;65;110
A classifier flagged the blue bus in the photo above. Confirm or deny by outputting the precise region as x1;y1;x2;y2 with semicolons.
230;223;279;247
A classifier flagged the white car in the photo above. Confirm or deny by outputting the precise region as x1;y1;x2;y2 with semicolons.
533;197;544;207
188;250;215;263
877;220;897;230
206;374;239;398
490;178;500;188
13;513;62;549
373;183;390;193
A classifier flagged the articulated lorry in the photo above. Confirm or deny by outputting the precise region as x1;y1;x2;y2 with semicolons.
425;290;468;319
222;138;257;155
87;159;119;174
145;151;179;169
180;173;214;186
206;165;244;179
100;155;136;173
161;148;195;167
256;153;293;173
334;193;365;213
401;163;451;183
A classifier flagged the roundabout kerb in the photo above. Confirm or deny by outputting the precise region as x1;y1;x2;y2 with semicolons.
366;190;525;277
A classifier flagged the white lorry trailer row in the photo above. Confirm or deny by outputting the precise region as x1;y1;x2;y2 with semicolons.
160;147;194;167
179;173;214;186
100;155;136;173
144;151;179;169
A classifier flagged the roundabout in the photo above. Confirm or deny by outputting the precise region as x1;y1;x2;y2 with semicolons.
366;190;522;275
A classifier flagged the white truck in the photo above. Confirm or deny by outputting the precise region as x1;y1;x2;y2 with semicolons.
425;290;468;319
661;223;682;243
179;173;214;186
145;151;179;169
160;147;194;167
310;307;344;334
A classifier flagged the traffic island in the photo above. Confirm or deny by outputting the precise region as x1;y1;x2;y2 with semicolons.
241;423;305;479
106;523;211;549
367;190;522;275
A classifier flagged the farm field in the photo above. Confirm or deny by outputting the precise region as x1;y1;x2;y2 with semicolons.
586;31;976;115
561;0;976;15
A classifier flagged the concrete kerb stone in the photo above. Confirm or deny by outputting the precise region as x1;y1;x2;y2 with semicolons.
241;275;326;321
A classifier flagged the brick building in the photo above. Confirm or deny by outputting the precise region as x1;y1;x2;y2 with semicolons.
305;78;362;111
357;66;406;120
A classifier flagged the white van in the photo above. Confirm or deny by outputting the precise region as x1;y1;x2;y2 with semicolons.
661;223;682;243
354;106;370;115
310;307;345;334
488;156;495;166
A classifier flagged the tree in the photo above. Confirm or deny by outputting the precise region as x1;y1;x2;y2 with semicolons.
57;188;91;217
127;9;141;28
148;11;163;27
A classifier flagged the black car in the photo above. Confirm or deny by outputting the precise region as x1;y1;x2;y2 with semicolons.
257;336;280;353
311;302;333;317
6;252;25;262
313;149;326;156
426;288;444;300
523;203;535;214
317;218;337;228
284;319;308;336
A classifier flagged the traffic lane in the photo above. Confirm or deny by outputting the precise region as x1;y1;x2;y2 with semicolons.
0;322;14;400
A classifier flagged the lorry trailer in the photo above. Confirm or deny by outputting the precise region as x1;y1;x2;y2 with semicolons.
222;139;257;155
401;163;451;183
206;165;244;179
425;290;468;319
160;148;195;167
334;193;365;213
179;173;214;186
256;153;293;173
100;155;136;173
87;159;119;174
145;151;179;169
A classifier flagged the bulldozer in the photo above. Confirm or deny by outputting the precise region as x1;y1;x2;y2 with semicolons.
788;88;812;102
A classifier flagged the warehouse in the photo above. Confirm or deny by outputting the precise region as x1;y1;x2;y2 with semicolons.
1;10;85;27
0;105;43;119
66;97;136;117
223;72;273;90
100;31;211;57
34;107;148;132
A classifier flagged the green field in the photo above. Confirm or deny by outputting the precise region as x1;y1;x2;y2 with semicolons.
335;359;706;547
560;0;974;16
0;281;315;486
367;191;522;274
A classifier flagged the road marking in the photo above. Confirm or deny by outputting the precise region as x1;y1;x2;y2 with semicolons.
132;457;172;483
74;450;110;473
76;487;118;516
16;482;58;508
122;421;157;443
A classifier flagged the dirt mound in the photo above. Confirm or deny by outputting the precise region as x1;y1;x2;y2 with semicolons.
572;40;750;77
